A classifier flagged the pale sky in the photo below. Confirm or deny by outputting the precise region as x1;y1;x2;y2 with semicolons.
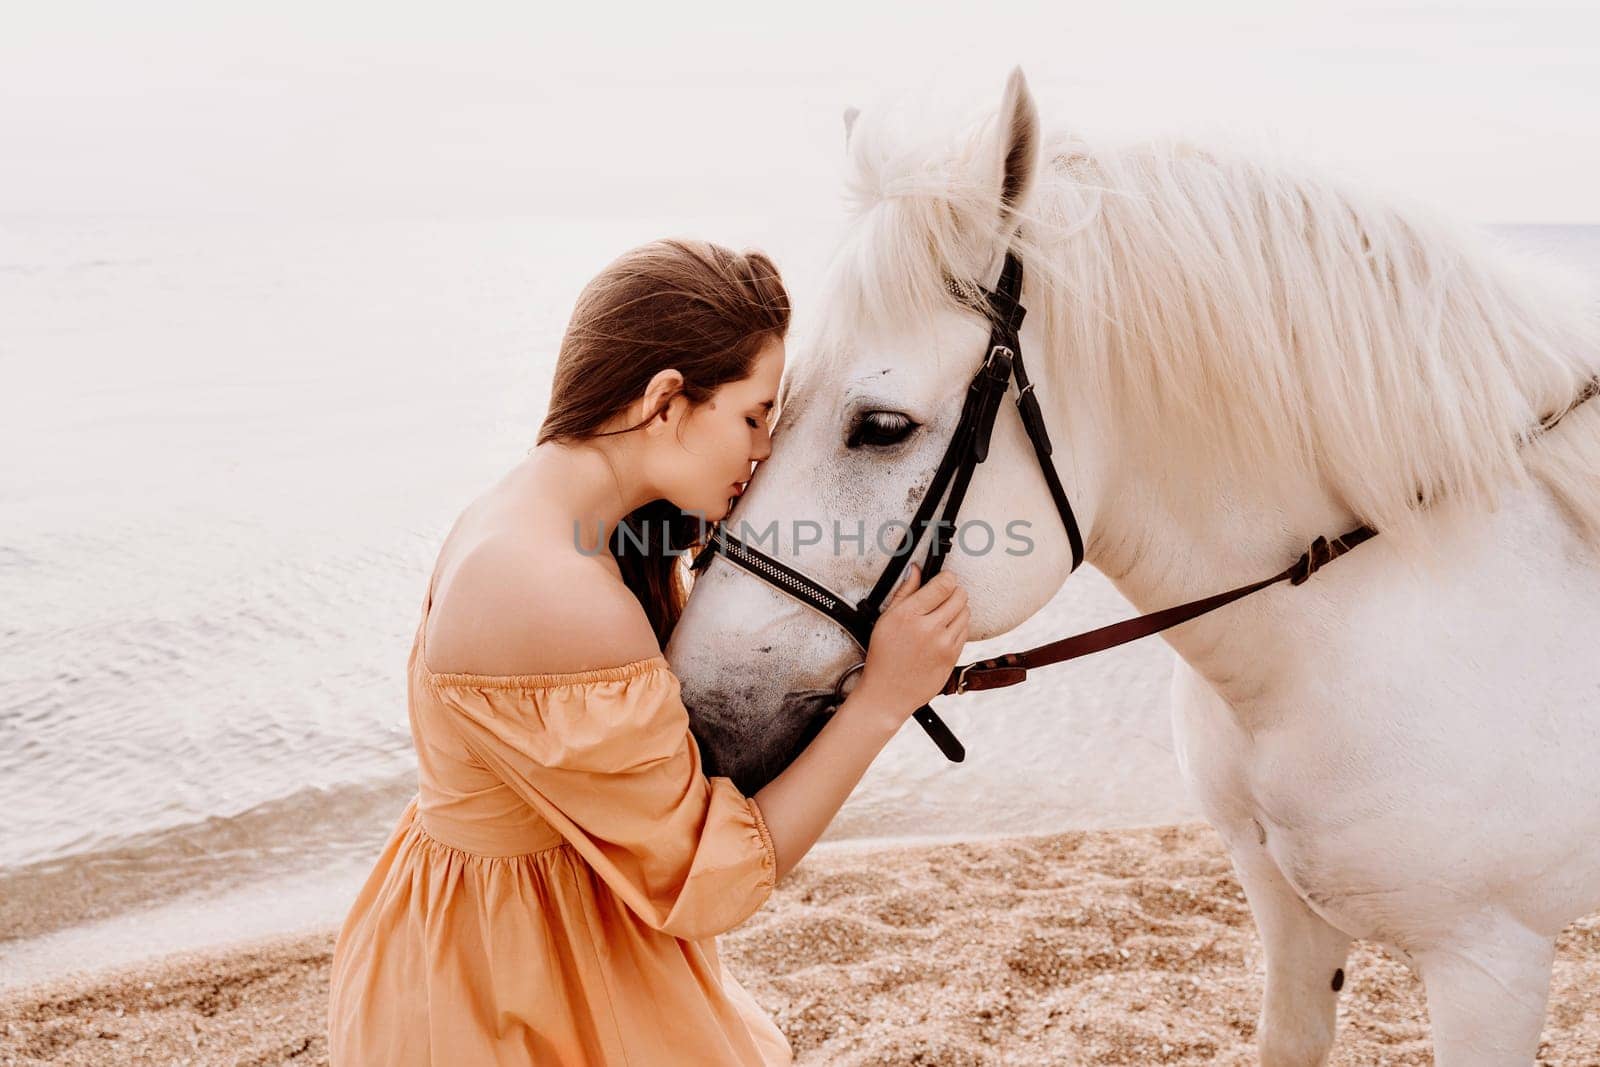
2;0;1596;222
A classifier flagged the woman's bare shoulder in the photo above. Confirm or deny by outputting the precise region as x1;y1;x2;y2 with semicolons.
424;534;661;678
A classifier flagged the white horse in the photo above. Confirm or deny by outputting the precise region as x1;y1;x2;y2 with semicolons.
666;69;1600;1064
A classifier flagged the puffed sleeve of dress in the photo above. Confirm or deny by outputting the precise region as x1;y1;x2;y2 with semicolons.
430;656;779;942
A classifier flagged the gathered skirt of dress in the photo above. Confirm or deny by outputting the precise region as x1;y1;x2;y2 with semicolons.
327;593;791;1066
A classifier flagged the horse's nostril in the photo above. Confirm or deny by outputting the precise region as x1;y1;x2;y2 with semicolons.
782;689;839;722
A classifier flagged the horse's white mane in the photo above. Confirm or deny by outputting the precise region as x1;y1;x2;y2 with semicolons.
809;100;1600;555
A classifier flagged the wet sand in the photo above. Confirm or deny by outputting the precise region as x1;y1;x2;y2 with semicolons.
4;823;1597;1065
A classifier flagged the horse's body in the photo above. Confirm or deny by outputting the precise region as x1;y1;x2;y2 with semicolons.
1132;461;1600;1062
668;70;1600;1063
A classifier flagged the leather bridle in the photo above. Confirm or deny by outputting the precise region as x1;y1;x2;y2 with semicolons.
691;248;1600;764
692;250;1076;761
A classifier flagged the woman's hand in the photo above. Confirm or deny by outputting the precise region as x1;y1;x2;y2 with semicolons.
851;562;969;718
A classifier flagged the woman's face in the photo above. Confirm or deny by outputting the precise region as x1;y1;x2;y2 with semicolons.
652;337;785;522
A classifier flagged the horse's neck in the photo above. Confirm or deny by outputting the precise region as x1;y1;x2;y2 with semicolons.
1088;460;1357;709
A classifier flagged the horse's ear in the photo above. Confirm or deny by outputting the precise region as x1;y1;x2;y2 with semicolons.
989;67;1040;232
843;106;861;150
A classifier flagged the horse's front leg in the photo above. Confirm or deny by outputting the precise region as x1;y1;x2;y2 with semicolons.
1416;913;1556;1067
1170;661;1352;1066
1232;829;1354;1065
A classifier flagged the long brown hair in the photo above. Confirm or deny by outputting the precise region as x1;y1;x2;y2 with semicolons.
535;238;790;646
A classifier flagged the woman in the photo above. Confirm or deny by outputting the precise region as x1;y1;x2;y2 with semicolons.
327;238;969;1065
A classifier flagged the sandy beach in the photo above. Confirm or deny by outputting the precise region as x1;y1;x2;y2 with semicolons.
4;822;1597;1066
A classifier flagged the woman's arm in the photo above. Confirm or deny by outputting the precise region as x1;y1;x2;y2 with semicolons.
751;564;967;881
751;690;902;881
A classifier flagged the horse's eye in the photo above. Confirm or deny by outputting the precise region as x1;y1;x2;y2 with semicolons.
846;411;918;449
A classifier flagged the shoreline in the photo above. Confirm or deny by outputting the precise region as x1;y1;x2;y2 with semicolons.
4;822;1597;1065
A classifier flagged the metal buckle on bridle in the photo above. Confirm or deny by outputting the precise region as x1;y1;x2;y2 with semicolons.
985;343;1014;376
952;662;978;695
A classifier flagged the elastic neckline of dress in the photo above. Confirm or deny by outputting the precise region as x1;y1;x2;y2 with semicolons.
423;653;672;690
420;577;672;688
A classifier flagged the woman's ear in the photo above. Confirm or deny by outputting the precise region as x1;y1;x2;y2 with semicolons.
640;368;686;432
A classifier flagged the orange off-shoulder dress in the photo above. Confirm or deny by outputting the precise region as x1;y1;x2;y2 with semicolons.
327;583;791;1066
